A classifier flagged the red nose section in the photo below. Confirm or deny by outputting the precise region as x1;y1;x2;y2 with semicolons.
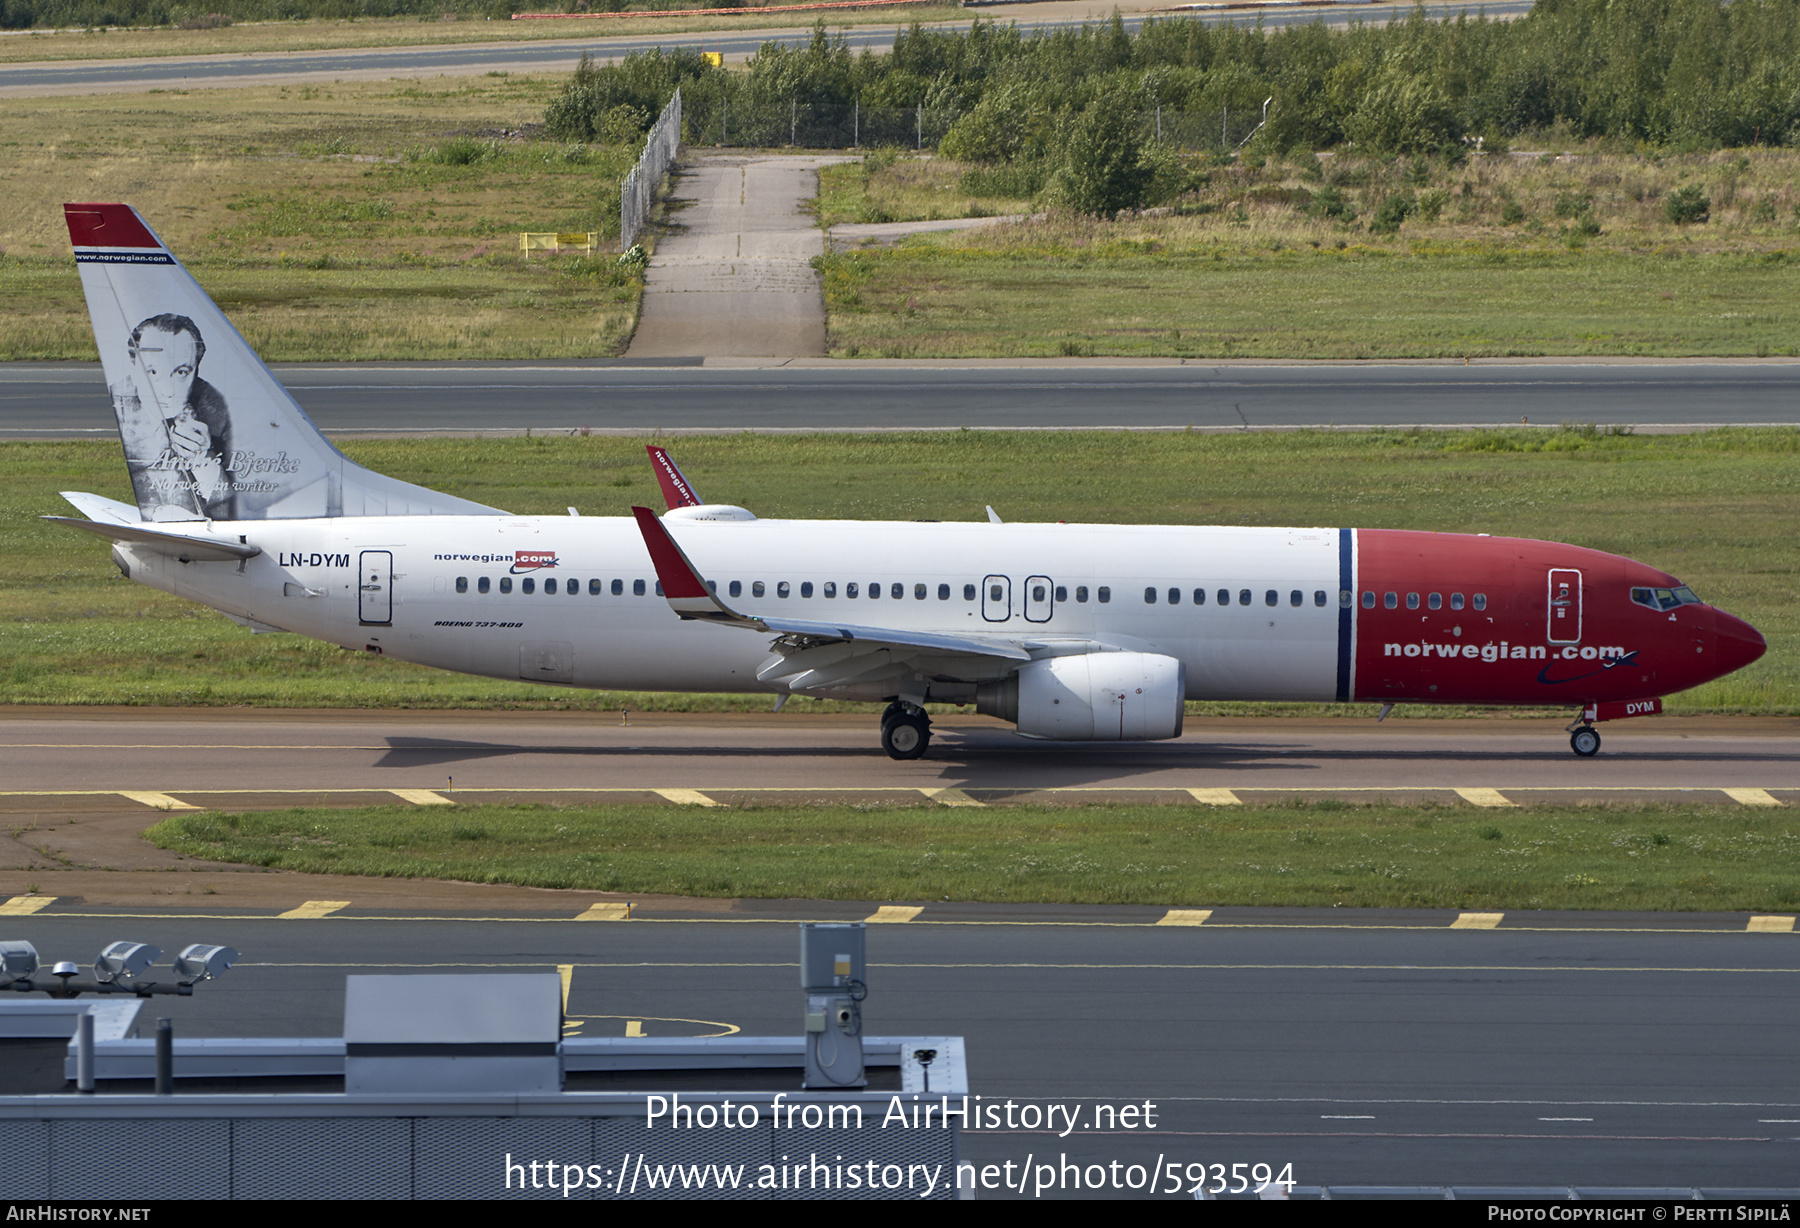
1715;611;1767;676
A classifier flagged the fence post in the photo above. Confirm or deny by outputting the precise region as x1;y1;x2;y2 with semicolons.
1156;104;1161;142
791;96;796;146
722;84;728;146
916;102;922;150
854;99;859;149
1222;105;1228;149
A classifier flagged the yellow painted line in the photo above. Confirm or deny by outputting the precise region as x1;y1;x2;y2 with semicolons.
390;788;453;806
557;963;573;1013
1156;909;1214;927
1455;788;1517;808
0;895;54;916
1748;916;1796;933
1187;788;1241;805
575;902;631;921
920;787;985;807
1451;912;1505;929
625;1021;646;1038
1724;788;1783;807
118;791;200;811
865;905;923;923
654;788;721;807
276;900;351;920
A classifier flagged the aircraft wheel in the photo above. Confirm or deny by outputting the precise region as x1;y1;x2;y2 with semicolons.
882;712;931;760
1570;726;1601;757
879;700;906;732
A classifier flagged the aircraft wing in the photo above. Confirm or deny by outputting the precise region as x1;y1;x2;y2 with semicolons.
42;514;260;562
630;506;1030;663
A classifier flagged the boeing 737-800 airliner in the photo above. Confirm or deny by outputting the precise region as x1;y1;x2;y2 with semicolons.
45;204;1767;759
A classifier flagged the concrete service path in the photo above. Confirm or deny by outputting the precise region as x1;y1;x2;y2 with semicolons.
627;153;853;359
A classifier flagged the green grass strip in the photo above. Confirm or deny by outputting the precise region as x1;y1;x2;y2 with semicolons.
147;801;1800;913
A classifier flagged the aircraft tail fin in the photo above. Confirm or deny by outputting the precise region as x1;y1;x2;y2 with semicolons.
65;203;505;523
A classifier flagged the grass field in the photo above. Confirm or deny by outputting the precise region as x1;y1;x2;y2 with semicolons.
5;428;1794;712
818;149;1800;359
0;75;644;361
0;8;963;63
143;799;1800;912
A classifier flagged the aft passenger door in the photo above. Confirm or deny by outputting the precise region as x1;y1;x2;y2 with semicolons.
982;574;1012;623
1547;568;1582;644
359;550;392;626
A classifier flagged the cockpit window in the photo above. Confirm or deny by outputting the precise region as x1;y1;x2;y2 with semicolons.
1631;585;1702;612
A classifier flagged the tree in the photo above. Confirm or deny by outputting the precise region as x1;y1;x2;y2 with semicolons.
1050;90;1156;218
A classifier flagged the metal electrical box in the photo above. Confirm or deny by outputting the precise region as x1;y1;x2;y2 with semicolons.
800;923;866;992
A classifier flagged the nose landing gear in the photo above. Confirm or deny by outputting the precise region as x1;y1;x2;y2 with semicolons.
880;701;932;760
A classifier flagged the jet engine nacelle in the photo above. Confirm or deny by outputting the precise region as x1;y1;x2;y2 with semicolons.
979;652;1186;741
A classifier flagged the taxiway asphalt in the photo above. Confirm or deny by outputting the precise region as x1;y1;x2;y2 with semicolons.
5;360;1800;438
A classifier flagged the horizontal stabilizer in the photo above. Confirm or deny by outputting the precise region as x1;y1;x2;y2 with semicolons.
42;515;260;562
59;491;142;525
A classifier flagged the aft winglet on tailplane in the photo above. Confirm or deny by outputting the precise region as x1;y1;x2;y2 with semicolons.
64;203;506;524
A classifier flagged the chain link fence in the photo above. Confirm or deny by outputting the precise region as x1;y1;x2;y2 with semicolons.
621;87;682;252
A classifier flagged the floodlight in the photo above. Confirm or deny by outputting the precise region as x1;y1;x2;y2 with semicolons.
0;940;38;982
174;944;237;985
94;941;161;984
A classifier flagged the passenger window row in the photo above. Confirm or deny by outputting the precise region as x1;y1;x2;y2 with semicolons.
1145;587;1334;609
1361;590;1487;611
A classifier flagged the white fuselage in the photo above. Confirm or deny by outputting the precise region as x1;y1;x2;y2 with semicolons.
115;514;1350;702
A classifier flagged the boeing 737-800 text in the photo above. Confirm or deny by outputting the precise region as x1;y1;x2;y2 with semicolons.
46;204;1766;759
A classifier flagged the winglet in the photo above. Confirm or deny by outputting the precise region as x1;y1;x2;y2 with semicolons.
647;446;704;509
630;506;762;626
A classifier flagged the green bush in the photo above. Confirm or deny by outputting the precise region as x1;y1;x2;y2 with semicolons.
1048;91;1156;218
1665;184;1711;224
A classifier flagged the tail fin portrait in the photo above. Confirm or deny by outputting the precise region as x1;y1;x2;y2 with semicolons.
66;203;503;523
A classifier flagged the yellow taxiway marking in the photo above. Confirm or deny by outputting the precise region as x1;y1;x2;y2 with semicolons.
920;787;985;807
865;905;923;923
1724;788;1783;807
1747;916;1797;933
1187;788;1241;805
575;902;631;921
557;963;573;1014
1451;912;1505;929
0;895;54;916
276;900;351;920
390;788;453;806
625;1021;646;1038
1455;788;1517;808
1156;909;1214;927
654;788;721;807
118;791;200;810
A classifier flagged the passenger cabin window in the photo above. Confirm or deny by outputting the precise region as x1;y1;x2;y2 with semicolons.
1098;587;1111;604
1450;593;1465;610
544;579;556;595
654;582;663;596
778;582;791;599
1168;588;1181;605
1265;590;1278;608
1144;587;1157;604
1317;591;1330;608
1361;591;1373;609
1290;590;1303;608
824;582;837;598
1427;593;1441;610
801;582;813;598
1472;593;1487;610
1238;590;1252;607
1405;592;1419;610
569;580;579;596
964;583;977;601
729;581;742;598
589;579;602;595
478;577;490;594
891;583;904;600
940;584;952;600
752;581;765;598
1193;589;1206;606
1076;586;1089;603
847;583;860;598
1055;586;1067;602
915;584;927;600
455;577;468;594
611;579;623;596
1218;589;1229;607
500;577;513;594
522;578;535;594
869;583;881;599
633;579;645;596
1384;592;1397;609
991;584;1005;602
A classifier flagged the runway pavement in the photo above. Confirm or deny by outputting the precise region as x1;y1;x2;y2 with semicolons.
6;360;1800;438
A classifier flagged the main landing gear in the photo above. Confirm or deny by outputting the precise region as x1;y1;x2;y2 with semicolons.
880;701;932;760
1569;725;1601;757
